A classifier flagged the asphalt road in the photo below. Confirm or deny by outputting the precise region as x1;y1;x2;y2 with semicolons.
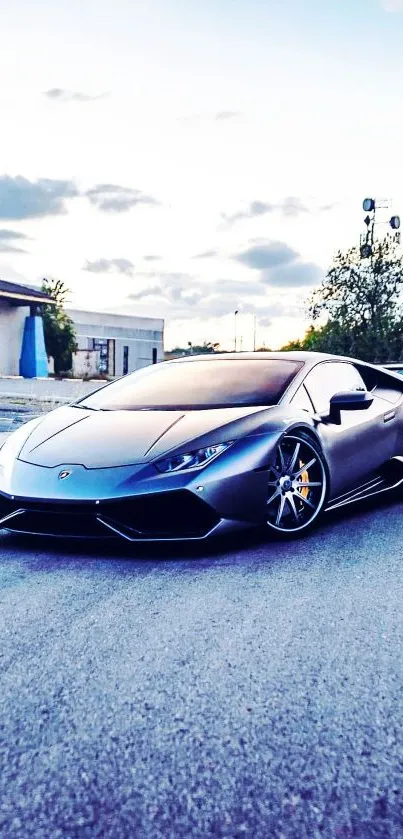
1;496;403;838
0;409;41;435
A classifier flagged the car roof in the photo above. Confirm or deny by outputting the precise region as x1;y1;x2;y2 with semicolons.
169;351;361;370
168;351;403;387
379;363;403;369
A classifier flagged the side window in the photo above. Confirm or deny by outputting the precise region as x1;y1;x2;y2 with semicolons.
291;384;314;412
304;362;367;414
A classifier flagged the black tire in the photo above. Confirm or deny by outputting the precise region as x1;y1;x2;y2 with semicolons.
265;431;328;537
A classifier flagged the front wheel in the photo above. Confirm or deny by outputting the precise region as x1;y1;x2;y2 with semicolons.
266;433;328;536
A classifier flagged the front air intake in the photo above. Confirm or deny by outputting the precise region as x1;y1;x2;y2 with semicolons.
0;490;219;540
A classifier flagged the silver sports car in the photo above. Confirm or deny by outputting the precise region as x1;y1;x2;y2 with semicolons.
1;351;403;541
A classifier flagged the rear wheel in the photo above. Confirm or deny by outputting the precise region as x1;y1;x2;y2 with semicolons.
266;433;328;536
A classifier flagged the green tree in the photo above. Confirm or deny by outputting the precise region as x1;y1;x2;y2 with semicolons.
40;278;77;376
169;341;221;355
280;323;356;355
279;336;306;351
308;235;403;362
281;235;403;362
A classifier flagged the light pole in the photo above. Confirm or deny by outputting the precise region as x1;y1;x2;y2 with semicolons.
360;198;400;260
234;309;239;352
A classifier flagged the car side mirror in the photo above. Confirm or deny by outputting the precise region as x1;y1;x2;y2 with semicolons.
328;390;373;424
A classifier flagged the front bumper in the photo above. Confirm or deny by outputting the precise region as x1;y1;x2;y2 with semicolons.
0;433;278;541
0;489;228;541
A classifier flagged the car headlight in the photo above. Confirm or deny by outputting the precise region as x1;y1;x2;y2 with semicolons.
155;443;231;474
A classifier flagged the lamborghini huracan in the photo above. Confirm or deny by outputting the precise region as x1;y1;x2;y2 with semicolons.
1;351;403;541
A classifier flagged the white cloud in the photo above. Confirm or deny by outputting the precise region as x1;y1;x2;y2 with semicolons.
0;229;30;254
222;197;309;225
263;262;323;288
0;0;367;351
44;89;107;103
125;271;304;325
234;241;298;271
233;240;322;288
214;111;241;120
0;176;78;220
380;0;403;10
84;258;135;276
86;184;159;213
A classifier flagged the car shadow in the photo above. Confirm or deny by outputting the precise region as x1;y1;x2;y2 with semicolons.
1;525;265;563
1;487;402;574
324;486;403;526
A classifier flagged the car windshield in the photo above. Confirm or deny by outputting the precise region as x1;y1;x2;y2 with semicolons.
75;358;303;411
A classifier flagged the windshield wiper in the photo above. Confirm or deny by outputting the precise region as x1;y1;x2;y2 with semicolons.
72;404;99;411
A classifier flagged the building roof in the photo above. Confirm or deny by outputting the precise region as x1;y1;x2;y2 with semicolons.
67;308;164;330
0;279;55;306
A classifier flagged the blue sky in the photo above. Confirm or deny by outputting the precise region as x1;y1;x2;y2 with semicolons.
1;0;403;349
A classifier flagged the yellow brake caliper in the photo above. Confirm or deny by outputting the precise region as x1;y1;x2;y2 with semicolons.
298;460;309;499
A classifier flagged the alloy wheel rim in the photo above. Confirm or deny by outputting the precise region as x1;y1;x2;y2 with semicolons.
266;435;326;532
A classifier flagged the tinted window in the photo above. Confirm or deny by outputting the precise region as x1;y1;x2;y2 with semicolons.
304;362;366;413
76;359;303;410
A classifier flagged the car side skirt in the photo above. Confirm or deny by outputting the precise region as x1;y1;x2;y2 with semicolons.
326;457;403;511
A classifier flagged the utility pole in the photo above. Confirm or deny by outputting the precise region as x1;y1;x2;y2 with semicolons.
234;310;239;352
253;315;257;352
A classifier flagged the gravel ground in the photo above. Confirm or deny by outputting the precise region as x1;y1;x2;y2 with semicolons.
0;382;106;433
0;378;106;402
1;494;403;838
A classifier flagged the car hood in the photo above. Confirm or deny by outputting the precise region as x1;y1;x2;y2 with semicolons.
16;404;272;468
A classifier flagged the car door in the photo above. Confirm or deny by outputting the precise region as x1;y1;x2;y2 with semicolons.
303;361;397;498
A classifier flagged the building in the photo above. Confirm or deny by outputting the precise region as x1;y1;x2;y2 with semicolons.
0;279;54;377
0;278;164;378
68;309;164;377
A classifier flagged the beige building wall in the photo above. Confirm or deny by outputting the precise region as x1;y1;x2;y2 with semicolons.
67;309;164;377
0;300;30;375
0;303;164;378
